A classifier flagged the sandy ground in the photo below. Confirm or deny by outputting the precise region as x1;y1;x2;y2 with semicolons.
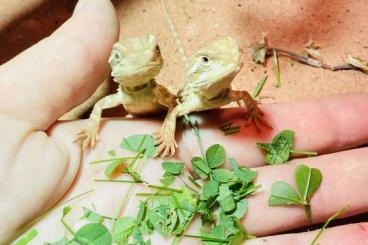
0;0;367;105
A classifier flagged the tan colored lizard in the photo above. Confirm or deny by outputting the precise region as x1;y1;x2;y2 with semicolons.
154;36;270;157
75;34;176;149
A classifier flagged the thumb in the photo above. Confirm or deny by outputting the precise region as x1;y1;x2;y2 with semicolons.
0;0;119;242
0;0;119;130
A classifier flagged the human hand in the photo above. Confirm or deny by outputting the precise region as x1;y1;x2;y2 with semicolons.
0;0;119;243
2;0;368;244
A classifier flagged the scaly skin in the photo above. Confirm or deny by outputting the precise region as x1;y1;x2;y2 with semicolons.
75;34;176;149
154;37;270;157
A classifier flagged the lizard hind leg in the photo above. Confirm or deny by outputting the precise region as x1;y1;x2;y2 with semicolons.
227;89;272;132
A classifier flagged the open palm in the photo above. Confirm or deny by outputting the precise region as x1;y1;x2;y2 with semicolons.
1;0;368;244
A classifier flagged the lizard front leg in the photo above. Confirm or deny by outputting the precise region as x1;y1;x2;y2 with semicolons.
153;102;193;158
75;91;124;150
227;89;272;131
153;84;177;110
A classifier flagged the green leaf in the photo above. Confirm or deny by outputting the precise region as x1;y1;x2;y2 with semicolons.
14;228;38;245
212;169;235;183
74;223;112;245
269;181;304;206
273;49;281;88
62;206;72;219
228;219;253;245
252;75;268;98
258;142;290;165
161;162;184;175
228;230;247;245
274;130;294;147
295;165;322;201
80;207;104;223
123;168;144;183
217;185;236;213
173;209;195;235
120;134;156;158
136;201;147;224
113;217;136;245
160;175;175;186
148;205;178;236
206;144;226;169
200;225;227;245
202;180;219;200
131;226;151;245
232;199;248;219
229;158;257;184
104;160;123;178
44;238;70;245
107;150;116;157
197;201;216;224
140;220;154;236
192;157;211;179
173;187;199;212
257;130;295;165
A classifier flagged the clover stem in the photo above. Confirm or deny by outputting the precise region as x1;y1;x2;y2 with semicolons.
61;219;75;235
305;204;312;222
183;234;228;243
94;179;141;183
147;185;182;193
290;149;318;156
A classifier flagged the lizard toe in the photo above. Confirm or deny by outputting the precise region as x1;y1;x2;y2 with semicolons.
162;146;170;159
155;143;166;158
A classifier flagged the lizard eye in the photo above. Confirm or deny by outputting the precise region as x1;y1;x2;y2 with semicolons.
115;52;121;61
200;56;211;67
111;51;121;64
201;56;209;63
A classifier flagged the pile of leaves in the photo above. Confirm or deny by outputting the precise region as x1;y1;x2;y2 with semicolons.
16;130;340;245
41;136;259;245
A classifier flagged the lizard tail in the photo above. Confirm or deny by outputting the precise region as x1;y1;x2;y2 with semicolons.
161;0;189;69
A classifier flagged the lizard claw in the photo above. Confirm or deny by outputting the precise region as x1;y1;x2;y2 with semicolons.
244;101;272;132
74;125;100;150
153;129;177;158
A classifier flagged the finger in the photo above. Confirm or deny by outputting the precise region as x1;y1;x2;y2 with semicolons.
244;147;368;235
246;223;368;245
180;93;368;167
24;119;367;243
0;0;119;130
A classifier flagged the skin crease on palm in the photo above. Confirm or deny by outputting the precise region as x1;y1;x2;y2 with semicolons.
1;0;368;244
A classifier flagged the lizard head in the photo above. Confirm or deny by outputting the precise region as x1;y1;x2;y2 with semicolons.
108;34;163;87
186;37;242;100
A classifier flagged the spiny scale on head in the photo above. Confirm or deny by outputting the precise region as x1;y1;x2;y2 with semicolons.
161;0;189;69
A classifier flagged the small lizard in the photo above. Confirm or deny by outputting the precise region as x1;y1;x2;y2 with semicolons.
154;36;270;157
75;34;176;149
